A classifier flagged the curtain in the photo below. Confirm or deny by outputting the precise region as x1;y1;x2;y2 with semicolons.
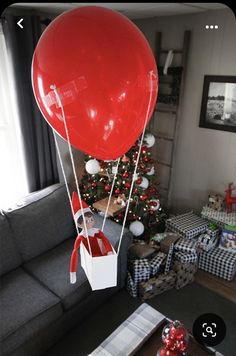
1;11;59;193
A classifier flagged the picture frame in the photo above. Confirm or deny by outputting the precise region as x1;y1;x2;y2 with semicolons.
199;75;236;132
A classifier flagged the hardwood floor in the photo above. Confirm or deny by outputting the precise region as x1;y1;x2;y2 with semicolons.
195;269;236;304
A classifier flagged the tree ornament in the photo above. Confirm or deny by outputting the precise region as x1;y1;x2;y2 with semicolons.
105;185;111;192
147;166;155;176
129;221;144;236
91;182;97;188
143;156;149;162
125;182;131;188
122;171;129;178
162;320;189;354
150;199;160;211
115;188;121;194
85;159;101;174
136;177;142;185
149;209;154;215
144;133;155;147
139;177;149;189
140;194;148;201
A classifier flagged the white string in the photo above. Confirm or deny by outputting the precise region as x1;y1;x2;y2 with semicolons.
53;130;80;235
117;71;155;255
101;157;121;232
51;85;92;256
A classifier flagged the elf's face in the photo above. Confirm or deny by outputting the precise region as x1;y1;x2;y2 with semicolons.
80;215;95;230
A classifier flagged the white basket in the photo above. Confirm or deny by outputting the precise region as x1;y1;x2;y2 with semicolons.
80;243;118;291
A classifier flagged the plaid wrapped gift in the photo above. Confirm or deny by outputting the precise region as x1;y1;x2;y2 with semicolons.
126;271;138;298
199;247;236;281
166;212;208;239
173;261;197;289
175;251;198;264
139;271;176;300
198;233;219;252
149;252;166;276
206;227;220;238
201;206;236;226
164;243;174;274
174;237;198;254
128;258;150;283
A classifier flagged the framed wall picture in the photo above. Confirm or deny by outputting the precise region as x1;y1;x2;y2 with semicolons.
199;75;236;132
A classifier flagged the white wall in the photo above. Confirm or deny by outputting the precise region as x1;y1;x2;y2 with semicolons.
134;8;236;213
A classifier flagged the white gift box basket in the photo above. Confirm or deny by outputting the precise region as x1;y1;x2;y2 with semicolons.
80;243;118;290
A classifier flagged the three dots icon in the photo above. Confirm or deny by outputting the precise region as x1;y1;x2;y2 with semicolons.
205;25;219;29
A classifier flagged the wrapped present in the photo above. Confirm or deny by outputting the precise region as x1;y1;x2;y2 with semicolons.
199;247;236;281
198;233;219;252
208;193;224;211
126;271;138;297
174;251;198;264
166;212;208;239
174;237;198;254
139;271;176;300
128;258;150;283
173;261;197;289
149;252;166;276
128;242;156;259
160;233;181;254
201;206;236;226
164;243;174;274
206;222;220;238
219;226;236;253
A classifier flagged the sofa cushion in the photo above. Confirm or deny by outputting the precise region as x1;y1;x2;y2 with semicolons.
0;214;22;276
6;184;76;261
24;238;92;311
0;268;62;354
94;214;130;250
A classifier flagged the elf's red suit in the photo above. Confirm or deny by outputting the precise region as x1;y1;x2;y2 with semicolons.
70;228;113;273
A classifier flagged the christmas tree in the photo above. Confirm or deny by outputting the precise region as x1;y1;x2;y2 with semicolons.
80;133;167;239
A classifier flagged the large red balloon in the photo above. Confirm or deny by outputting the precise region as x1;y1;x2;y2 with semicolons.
32;6;158;160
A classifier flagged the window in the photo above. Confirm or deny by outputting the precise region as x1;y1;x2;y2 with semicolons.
0;24;29;209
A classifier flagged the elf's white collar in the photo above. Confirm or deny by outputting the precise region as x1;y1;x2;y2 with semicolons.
80;228;99;237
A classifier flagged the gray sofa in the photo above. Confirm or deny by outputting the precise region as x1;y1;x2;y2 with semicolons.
0;183;133;356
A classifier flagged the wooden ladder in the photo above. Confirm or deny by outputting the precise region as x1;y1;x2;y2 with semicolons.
148;30;191;209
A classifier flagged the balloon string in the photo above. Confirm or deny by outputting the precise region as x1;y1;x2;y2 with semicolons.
53;130;80;236
117;71;155;255
51;85;92;256
101;157;121;233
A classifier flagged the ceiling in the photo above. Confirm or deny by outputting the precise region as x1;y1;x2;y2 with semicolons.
10;3;227;19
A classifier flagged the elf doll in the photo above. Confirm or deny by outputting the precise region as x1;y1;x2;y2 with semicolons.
70;192;113;284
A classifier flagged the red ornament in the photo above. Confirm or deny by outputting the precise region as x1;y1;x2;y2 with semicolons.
105;185;111;191
32;6;158;160
114;188;121;194
143;156;149;162
136;178;142;185
175;327;186;341
140;194;148;201
140;164;145;170
133;188;138;194
179;340;187;352
151;201;158;207
149;209;154;215
125;182;131;188
122;171;129;178
91;182;97;188
163;338;176;351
